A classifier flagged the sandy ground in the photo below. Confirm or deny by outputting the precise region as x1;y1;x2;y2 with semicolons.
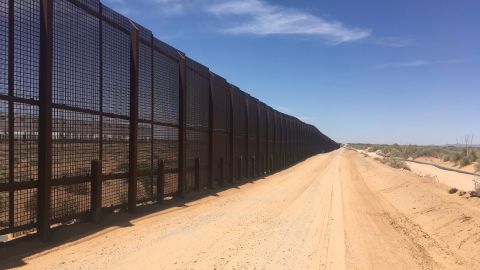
2;149;480;270
405;161;478;191
414;156;478;174
356;149;479;192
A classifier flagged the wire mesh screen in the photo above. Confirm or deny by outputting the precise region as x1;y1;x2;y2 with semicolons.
102;23;130;117
267;108;274;169
231;87;248;180
0;0;7;95
153;51;179;125
247;97;258;176
185;59;209;190
14;0;40;100
53;0;100;111
0;101;7;183
137;122;153;202
153;125;178;195
258;103;267;173
212;75;230;183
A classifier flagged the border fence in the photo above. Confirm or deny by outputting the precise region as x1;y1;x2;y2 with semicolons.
0;0;339;242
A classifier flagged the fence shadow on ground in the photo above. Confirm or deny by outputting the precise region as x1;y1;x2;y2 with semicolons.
0;178;262;269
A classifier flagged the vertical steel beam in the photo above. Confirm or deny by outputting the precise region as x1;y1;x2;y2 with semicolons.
244;95;249;179
128;25;139;212
178;55;187;197
219;158;224;186
38;0;54;241
228;86;234;184
208;72;214;189
157;160;165;203
99;3;104;178
194;158;200;191
256;101;260;177
150;34;155;200
90;160;102;223
7;0;14;230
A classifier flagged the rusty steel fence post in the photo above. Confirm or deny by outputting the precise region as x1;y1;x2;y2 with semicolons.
229;86;234;184
157;160;165;203
128;24;139;213
90;160;102;223
38;0;54;241
7;0;15;231
219;158;224;187
194;158;200;191
208;72;214;189
178;55;187;197
238;156;242;181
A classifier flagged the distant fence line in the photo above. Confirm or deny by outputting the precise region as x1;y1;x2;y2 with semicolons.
0;0;339;241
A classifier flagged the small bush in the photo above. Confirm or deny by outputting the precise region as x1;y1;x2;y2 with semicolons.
385;159;410;171
448;188;458;194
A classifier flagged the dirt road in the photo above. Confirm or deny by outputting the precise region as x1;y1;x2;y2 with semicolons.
2;149;480;269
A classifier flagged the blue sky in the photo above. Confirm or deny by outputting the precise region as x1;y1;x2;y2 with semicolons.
104;0;480;145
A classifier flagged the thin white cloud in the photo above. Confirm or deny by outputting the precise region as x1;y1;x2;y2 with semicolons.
376;60;429;69
149;0;187;15
206;0;371;44
376;59;468;69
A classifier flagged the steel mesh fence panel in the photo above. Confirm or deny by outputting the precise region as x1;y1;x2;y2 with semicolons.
102;23;130;117
14;188;37;228
51;182;90;222
0;0;7;95
267;108;274;169
53;0;100;111
14;104;38;183
102;178;128;209
138;42;152;121
0;101;7;183
0;191;7;231
185;59;209;190
153;51;179;125
153;125;178;195
137;122;153;202
258;103;267;172
13;0;40;100
231;87;248;180
52;110;99;179
77;0;99;12
248;97;258;176
212;75;230;183
102;117;129;174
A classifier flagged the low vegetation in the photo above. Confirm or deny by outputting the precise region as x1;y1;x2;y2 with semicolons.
351;143;480;168
382;158;410;171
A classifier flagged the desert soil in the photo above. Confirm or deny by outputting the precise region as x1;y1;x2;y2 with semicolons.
2;148;480;270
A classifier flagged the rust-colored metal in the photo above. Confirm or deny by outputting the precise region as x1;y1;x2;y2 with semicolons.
90;160;102;223
178;55;187;197
194;158;200;191
219;158;224;186
38;0;54;241
157;160;165;203
128;24;139;212
7;0;14;230
208;72;215;189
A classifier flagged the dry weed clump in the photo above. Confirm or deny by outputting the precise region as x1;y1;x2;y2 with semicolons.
383;158;410;171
